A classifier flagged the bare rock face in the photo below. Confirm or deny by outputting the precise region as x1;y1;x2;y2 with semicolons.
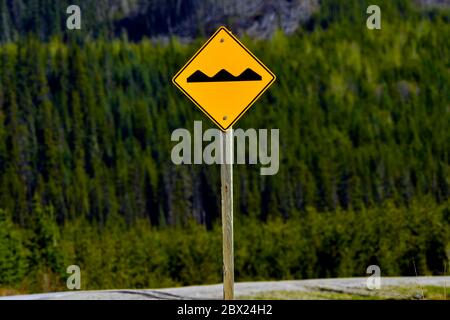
415;0;450;8
86;0;449;41
114;0;319;41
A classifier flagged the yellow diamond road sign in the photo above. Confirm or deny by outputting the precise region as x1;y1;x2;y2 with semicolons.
172;26;276;131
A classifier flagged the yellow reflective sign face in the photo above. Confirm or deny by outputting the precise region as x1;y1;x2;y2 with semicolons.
172;26;276;131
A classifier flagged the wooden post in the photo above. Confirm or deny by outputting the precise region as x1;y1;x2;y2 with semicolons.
221;126;234;300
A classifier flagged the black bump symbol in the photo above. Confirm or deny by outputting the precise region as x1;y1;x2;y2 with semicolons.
187;68;262;83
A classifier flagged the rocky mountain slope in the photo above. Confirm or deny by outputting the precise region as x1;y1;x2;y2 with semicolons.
1;0;449;42
114;0;319;40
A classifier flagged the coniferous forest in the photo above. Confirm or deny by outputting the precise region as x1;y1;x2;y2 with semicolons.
0;0;449;293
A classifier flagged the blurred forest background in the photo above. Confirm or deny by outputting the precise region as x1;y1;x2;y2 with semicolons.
0;0;449;294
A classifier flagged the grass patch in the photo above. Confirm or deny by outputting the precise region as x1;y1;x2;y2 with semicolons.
0;288;27;296
241;286;449;300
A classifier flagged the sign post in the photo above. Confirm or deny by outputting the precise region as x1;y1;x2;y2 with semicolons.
221;126;234;300
172;26;275;300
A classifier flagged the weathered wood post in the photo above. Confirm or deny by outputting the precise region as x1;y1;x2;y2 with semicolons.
221;126;234;300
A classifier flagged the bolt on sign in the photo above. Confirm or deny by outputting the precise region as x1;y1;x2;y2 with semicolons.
172;26;276;131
